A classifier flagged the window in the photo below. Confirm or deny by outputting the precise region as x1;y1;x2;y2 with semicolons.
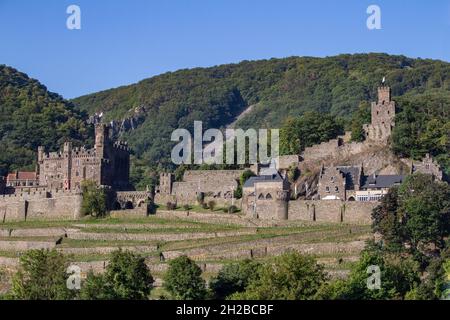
335;186;339;192
265;193;273;200
325;186;330;193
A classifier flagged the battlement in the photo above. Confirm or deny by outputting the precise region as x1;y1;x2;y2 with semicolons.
377;85;391;104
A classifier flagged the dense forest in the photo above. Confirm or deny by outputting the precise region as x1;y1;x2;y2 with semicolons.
1;54;449;187
0;65;91;176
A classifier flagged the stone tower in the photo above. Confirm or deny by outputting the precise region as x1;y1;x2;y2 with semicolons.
63;142;72;190
364;85;396;143
95;123;110;158
159;173;174;195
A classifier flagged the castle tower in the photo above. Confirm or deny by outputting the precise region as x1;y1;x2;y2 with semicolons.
159;173;174;195
95;123;110;158
377;85;391;105
364;84;396;143
62;142;72;190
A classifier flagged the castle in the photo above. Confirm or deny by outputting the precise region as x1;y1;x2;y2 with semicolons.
0;83;446;223
37;124;131;191
156;84;446;223
1;124;150;222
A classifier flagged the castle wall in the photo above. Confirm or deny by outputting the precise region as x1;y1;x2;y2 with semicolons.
288;200;375;224
155;193;242;208
0;191;83;222
169;170;243;204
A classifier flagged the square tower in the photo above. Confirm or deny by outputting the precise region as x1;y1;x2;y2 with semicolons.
364;85;396;143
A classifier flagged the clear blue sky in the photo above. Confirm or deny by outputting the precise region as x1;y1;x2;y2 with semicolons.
1;0;449;98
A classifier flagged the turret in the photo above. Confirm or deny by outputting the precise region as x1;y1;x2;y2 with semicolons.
63;142;72;155
95;123;110;157
38;146;45;162
377;85;391;105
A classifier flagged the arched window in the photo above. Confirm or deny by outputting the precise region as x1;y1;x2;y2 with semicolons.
335;186;339;192
258;193;264;200
265;193;273;200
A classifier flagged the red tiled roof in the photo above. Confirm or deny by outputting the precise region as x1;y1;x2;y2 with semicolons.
6;171;37;181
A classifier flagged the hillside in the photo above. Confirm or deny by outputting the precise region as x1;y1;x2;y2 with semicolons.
71;54;450;182
0;65;91;176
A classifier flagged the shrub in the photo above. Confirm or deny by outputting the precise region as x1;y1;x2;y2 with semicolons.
166;202;177;211
163;256;206;300
10;249;75;300
230;251;327;300
210;260;262;299
208;200;216;211
228;205;238;214
183;204;191;211
81;180;107;218
79;249;154;300
201;202;208;209
196;192;205;205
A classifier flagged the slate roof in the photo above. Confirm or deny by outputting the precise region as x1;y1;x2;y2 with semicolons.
360;175;405;189
336;166;361;189
243;173;285;188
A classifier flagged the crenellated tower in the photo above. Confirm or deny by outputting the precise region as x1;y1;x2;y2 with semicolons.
364;84;396;144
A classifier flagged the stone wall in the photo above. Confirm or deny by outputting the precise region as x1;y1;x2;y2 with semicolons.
155;193;241;208
170;170;243;204
0;191;83;222
288;200;375;224
110;206;148;218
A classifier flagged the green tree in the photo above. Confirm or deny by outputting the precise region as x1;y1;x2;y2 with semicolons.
81;180;107;218
209;260;262;299
371;187;403;250
163;256;207;300
231;252;327;300
320;247;421;300
279;112;344;155
372;174;450;254
10;249;75;300
397;174;450;252
79;249;153;300
350;101;371;142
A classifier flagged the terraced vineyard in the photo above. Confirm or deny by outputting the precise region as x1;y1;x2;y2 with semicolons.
0;211;373;292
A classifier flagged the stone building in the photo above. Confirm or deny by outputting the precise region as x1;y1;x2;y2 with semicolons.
317;165;363;201
356;174;405;201
363;85;396;143
6;171;39;188
37;124;131;191
242;173;290;220
411;153;444;181
155;170;244;205
317;164;405;202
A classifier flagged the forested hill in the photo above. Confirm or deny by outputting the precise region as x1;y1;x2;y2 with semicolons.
0;65;91;176
71;53;450;176
1;54;449;186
